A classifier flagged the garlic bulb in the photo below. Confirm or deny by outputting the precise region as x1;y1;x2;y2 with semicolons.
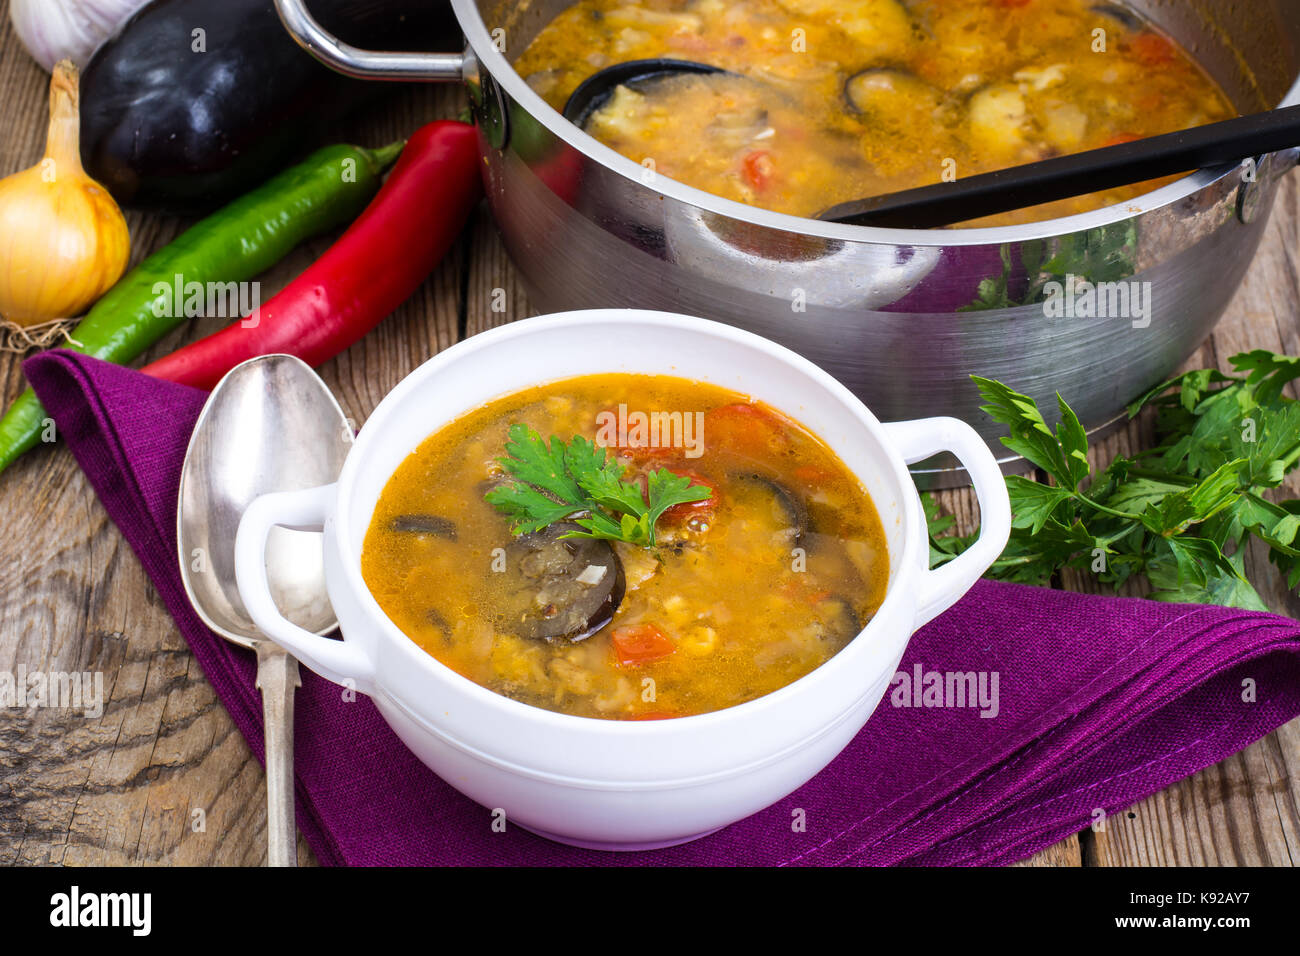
9;0;150;73
0;61;130;327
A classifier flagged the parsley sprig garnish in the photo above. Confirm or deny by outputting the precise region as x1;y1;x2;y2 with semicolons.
926;350;1300;610
484;424;712;547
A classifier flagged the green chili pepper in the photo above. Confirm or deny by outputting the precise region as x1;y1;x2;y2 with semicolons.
0;139;404;475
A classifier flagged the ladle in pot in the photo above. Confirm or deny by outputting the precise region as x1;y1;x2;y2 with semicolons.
562;58;732;128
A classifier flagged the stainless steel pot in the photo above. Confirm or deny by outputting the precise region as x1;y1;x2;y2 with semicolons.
274;0;1300;479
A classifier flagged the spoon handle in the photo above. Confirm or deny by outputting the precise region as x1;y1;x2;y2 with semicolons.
256;643;302;867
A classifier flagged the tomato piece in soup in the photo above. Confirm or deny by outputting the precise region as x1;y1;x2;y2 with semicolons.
612;624;676;666
742;150;775;191
1131;31;1178;66
702;402;792;459
658;467;717;524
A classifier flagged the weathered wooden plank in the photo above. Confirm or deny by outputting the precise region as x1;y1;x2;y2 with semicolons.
465;205;535;336
1014;834;1083;867
1084;731;1299;866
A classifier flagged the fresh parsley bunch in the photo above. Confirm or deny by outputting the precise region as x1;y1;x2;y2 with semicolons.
484;424;712;547
927;350;1300;610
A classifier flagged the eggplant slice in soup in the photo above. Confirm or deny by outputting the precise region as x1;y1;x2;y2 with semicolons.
729;472;809;544
495;522;626;643
844;69;945;126
389;514;458;540
812;595;862;642
426;607;453;642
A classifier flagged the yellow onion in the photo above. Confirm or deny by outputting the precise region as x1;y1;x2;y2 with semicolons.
0;59;129;327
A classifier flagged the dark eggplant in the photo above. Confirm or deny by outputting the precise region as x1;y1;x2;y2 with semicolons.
493;523;626;644
811;595;861;643
729;472;808;544
79;0;459;213
844;69;945;126
389;514;458;539
426;607;452;640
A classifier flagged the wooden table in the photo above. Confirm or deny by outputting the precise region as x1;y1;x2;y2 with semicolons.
0;6;1296;867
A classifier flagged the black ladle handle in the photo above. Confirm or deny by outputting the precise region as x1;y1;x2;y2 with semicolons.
819;104;1300;228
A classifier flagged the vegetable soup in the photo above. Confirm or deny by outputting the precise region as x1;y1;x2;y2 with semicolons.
361;375;889;719
515;0;1236;224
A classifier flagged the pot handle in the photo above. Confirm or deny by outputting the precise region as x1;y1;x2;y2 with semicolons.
234;483;376;694
272;0;466;81
882;418;1012;628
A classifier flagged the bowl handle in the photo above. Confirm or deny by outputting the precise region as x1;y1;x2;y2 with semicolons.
882;418;1012;628
234;483;375;694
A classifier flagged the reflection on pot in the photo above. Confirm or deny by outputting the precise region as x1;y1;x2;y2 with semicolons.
666;208;942;311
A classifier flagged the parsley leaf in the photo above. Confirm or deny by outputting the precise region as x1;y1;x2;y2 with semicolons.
972;377;1090;489
484;424;711;548
1004;475;1072;534
927;351;1300;611
496;425;583;505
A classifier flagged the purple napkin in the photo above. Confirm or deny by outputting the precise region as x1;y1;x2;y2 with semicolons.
24;350;1300;866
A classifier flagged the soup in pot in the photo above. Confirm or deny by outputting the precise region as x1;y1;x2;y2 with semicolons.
361;375;889;719
515;0;1236;224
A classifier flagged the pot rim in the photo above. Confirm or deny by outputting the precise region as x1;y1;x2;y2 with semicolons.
453;0;1300;247
329;310;928;749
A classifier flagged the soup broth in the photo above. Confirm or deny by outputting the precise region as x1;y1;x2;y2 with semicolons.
361;375;889;719
515;0;1236;224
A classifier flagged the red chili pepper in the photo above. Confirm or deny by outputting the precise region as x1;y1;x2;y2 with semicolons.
141;121;482;390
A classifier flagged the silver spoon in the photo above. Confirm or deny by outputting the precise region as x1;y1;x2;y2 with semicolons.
176;355;352;867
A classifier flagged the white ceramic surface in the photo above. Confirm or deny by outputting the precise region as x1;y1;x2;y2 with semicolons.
233;310;1011;850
